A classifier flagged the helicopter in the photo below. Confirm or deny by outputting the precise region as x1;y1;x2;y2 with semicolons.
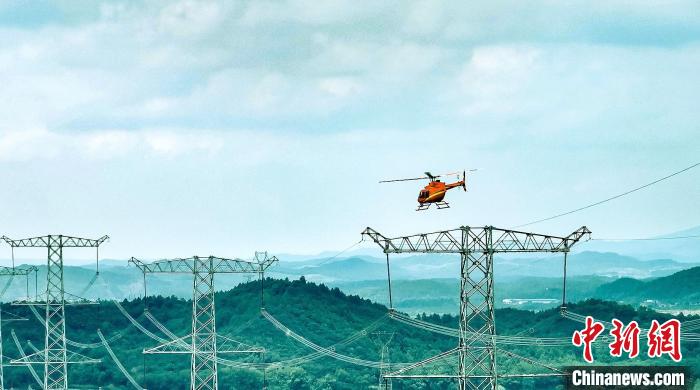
379;170;476;211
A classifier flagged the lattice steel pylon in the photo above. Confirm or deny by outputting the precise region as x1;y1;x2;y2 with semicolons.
362;225;590;390
370;331;394;390
130;252;278;390
1;234;108;390
0;265;37;390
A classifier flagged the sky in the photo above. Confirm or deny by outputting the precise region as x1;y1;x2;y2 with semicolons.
0;1;699;263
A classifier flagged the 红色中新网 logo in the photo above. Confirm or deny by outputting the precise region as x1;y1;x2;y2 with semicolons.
572;316;682;363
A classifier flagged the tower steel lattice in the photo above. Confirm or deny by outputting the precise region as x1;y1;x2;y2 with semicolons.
1;234;108;390
0;265;37;390
130;252;278;390
362;225;590;390
371;331;394;390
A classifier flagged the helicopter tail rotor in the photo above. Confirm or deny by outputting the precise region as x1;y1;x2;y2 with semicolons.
462;170;467;191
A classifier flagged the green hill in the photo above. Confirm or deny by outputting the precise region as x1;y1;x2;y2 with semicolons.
595;266;700;306
1;278;697;389
334;275;612;314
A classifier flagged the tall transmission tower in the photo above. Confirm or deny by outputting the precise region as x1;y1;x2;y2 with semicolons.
0;265;37;390
370;331;394;390
363;225;590;390
130;252;278;390
1;234;108;390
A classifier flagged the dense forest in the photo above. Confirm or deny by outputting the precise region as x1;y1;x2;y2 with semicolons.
1;277;697;389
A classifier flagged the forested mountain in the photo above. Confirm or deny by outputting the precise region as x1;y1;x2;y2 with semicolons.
0;249;695;304
595;266;700;305
279;251;698;282
333;275;610;314
1;278;696;389
336;266;700;314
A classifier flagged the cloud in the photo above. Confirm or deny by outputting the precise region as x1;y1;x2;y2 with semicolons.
451;42;700;151
402;0;446;36
458;45;541;115
440;2;700;46
2;0;699;136
0;1;698;161
0;129;224;161
318;77;363;98
82;130;140;158
143;131;223;156
238;0;392;26
0;128;63;161
158;0;226;37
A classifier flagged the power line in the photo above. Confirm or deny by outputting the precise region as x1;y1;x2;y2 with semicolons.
514;162;700;228
316;238;365;266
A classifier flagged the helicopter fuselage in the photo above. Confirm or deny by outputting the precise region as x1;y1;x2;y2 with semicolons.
417;179;464;204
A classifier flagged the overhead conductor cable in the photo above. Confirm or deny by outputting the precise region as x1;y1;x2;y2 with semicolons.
515;161;700;228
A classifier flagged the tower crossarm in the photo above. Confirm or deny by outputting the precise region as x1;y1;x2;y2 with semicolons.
363;224;591;390
129;254;278;274
129;252;276;390
362;226;590;254
1;235;109;248
490;226;591;253
0;266;37;276
0;233;108;389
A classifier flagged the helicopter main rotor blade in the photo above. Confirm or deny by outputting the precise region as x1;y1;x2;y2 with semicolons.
443;169;478;176
441;169;479;179
379;169;478;183
379;176;430;183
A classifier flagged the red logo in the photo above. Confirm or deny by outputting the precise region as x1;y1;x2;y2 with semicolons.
647;319;682;362
572;317;682;363
572;316;605;363
609;319;640;358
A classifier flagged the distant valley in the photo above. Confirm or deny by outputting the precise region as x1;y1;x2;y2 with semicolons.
0;248;697;316
276;250;699;283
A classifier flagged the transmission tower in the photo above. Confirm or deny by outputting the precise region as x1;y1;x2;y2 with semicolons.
1;234;108;390
363;225;590;390
129;252;278;390
0;265;37;390
370;331;394;390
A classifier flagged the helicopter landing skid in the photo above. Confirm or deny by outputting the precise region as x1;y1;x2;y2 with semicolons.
435;201;450;209
416;201;450;211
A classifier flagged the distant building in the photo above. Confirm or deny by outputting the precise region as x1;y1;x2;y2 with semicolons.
502;298;558;305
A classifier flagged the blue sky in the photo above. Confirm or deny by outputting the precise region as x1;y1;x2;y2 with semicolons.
0;1;699;262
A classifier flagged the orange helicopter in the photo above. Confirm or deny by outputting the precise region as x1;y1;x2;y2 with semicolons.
380;170;476;211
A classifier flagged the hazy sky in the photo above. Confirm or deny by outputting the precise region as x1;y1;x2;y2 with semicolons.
1;1;699;262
